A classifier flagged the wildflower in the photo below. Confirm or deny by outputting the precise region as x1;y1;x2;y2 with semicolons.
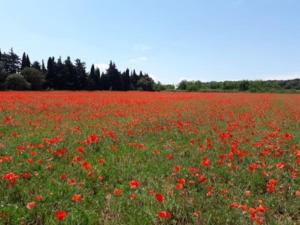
276;162;285;169
201;157;210;167
248;163;258;172
114;188;122;196
266;179;277;193
81;161;91;170
155;193;165;203
130;193;137;200
245;190;251;197
129;180;139;189
158;211;172;219
35;195;44;201
72;194;82;202
26;201;36;210
2;172;18;187
55;210;67;221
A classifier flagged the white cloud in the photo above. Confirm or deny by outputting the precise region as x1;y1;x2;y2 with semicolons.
95;63;109;72
129;56;148;64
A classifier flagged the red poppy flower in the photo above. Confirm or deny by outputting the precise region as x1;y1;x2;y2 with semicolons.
35;195;44;201
173;165;181;173
229;202;239;209
248;163;258;172
87;134;98;143
201;157;210;167
177;178;185;184
198;175;207;184
129;180;139;189
158;211;172;219
155;193;165;202
114;188;122;196
2;172;18;187
55;210;67;221
266;179;277;193
176;183;184;190
26;201;36;210
72;194;82;202
130;193;137;200
276;162;285;169
245;190;251;197
82;161;91;170
98;158;105;164
77;146;85;154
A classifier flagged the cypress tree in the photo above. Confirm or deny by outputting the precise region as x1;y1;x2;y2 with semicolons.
122;68;131;90
106;61;122;90
42;60;47;73
46;57;55;89
21;53;27;70
26;54;31;67
64;56;76;89
95;68;101;89
89;64;98;89
130;70;139;90
74;59;87;89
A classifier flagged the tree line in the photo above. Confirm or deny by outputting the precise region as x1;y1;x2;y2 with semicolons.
0;48;299;92
176;79;300;92
0;48;156;91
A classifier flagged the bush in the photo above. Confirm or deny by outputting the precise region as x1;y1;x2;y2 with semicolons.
4;74;31;90
21;67;45;90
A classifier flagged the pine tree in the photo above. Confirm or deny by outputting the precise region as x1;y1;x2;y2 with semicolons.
6;48;20;74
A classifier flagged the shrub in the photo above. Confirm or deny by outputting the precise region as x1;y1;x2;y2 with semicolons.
21;67;45;90
4;74;31;90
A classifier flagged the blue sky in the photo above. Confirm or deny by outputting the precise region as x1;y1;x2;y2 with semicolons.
1;0;300;84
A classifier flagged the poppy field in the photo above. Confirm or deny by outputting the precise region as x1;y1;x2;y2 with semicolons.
0;92;299;225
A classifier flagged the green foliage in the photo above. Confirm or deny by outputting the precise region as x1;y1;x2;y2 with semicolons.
137;74;155;91
21;67;45;90
4;73;31;90
154;82;175;91
177;79;300;92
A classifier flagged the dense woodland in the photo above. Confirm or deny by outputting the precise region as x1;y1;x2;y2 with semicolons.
0;48;299;92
